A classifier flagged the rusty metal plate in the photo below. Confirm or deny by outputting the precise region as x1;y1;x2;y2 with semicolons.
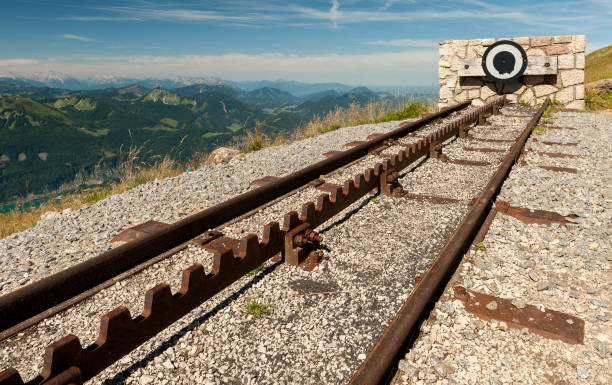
525;150;580;159
343;141;368;148
307;178;325;188
462;146;505;153
454;286;584;344
532;138;578;146
495;201;577;226
322;150;344;158
315;182;343;194
447;159;491;167
541;125;577;130
249;175;280;187
535;151;579;159
202;236;241;256
400;192;461;204
538;165;578;174
110;221;170;243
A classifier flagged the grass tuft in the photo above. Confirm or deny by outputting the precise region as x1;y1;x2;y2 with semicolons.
475;241;486;252
247;263;265;276
246;300;272;318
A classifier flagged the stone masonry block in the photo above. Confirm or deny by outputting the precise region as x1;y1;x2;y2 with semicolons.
505;93;518;103
531;36;552;46
575;84;585;100
440;87;454;99
455;46;467;59
557;54;575;69
526;48;546;57
455;90;468;102
481;38;495;46
439;58;451;68
470;98;484;107
575;53;585;69
572;35;586;53
565;99;585;109
467;89;480;99
480;84;497;100
560;69;584;87
454;40;469;46
553;36;573;43
512;37;530;45
554;87;574;104
534;84;558;97
545;45;569;55
521;88;536;103
439;45;454;56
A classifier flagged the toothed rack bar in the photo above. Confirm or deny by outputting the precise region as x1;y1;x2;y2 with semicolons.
0;97;507;385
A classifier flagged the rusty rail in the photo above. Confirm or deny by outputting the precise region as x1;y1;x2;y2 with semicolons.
348;98;549;385
0;101;471;336
0;97;506;385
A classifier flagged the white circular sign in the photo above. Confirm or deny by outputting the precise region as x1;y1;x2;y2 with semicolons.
482;40;528;82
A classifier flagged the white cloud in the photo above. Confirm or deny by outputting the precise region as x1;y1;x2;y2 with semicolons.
59;34;95;42
366;38;438;48
6;51;438;86
0;59;40;66
96;6;274;23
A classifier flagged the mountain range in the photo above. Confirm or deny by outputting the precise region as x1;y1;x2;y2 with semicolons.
0;77;417;203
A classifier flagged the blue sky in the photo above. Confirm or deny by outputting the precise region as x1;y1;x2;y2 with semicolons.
0;0;610;86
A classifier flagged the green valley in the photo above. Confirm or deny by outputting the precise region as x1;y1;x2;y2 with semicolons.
0;81;408;204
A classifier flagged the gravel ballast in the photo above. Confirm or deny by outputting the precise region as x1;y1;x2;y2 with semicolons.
394;111;611;385
0;104;554;384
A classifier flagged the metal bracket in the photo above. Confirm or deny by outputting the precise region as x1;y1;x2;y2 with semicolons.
284;222;324;271
429;141;448;162
378;169;403;197
458;124;472;139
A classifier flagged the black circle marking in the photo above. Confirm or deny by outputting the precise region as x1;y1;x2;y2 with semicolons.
482;40;528;82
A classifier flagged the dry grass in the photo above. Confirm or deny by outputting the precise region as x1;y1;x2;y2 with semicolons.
299;97;435;138
1;97;435;239
585;44;612;83
585;89;612;111
0;145;191;239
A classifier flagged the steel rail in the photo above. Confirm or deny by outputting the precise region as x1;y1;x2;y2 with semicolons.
348;98;550;385
0;98;506;385
0;102;470;334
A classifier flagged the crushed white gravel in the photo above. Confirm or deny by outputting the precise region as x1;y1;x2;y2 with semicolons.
0;105;559;385
394;111;611;385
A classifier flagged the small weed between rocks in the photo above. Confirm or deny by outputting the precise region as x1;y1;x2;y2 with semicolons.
247;263;265;276
475;241;487;252
533;125;547;135
179;351;188;361
371;197;380;204
518;100;531;107
540;107;554;125
246;300;273;318
337;169;344;175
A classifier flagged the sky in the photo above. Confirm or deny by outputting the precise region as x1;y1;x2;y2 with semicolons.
0;0;610;86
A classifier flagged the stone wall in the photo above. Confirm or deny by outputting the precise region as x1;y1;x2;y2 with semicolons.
438;35;585;109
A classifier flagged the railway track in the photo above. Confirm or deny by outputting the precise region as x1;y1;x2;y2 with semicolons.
0;96;549;384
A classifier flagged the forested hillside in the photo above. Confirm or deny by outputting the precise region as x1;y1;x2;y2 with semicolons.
0;81;406;203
